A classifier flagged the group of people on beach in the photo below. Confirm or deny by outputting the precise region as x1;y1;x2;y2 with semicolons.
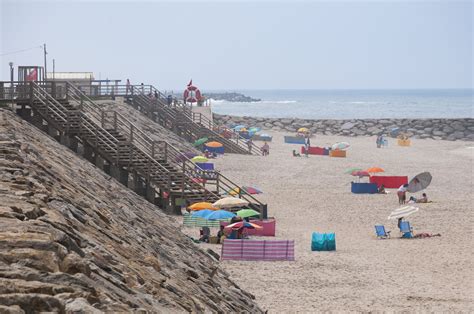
199;215;250;244
396;184;429;204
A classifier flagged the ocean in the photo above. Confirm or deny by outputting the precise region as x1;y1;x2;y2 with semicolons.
209;89;473;119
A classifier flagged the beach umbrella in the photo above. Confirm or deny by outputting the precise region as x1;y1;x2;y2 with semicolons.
388;205;419;220
205;141;223;148
212;197;249;209
233;125;246;131
407;172;432;193
191;209;215;218
188;202;217;211
366;167;385;173
236;209;260;218
224;221;263;230
298;127;309;133
205;210;236;220
191;156;208;163
249;127;261;133
228;186;263;196
345;167;362;174
351;170;370;177
193;137;208;146
332;142;350;150
390;127;401;137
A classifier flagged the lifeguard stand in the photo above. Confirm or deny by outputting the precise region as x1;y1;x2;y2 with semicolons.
18;66;45;82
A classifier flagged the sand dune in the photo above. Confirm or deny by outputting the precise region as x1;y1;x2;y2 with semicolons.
184;132;473;312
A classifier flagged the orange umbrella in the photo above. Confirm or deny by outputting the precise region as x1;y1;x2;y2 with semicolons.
188;202;218;211
205;141;223;148
366;167;385;173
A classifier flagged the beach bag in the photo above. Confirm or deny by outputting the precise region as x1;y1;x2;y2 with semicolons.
311;232;336;251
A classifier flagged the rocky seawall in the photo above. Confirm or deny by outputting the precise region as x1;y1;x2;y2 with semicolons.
0;110;263;313
213;114;474;141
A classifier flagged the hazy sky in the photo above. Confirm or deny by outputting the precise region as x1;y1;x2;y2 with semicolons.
1;0;472;90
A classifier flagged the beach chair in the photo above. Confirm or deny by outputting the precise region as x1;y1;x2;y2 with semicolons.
375;225;391;239
399;221;413;238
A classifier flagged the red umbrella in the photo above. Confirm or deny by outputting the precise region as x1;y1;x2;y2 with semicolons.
351;170;370;177
224;221;263;230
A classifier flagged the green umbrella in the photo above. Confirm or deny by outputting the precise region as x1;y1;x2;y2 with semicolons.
344;167;362;174
236;209;260;218
193;137;208;146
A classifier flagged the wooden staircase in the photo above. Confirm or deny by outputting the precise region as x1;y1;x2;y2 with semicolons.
128;86;263;155
65;82;267;215
1;81;267;217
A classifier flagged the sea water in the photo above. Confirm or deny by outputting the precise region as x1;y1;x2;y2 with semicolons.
210;89;473;119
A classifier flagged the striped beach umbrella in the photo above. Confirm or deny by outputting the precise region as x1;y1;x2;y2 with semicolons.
387;205;419;220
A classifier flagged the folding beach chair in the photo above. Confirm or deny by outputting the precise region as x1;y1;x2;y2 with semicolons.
375;225;391;239
399;221;413;238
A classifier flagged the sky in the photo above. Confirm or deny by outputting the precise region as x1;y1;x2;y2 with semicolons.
0;0;472;90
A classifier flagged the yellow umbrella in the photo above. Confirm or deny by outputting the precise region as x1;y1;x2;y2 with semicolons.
191;156;208;163
188;202;217;211
298;127;309;133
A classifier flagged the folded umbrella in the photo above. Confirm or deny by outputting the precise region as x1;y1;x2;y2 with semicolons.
407;172;432;193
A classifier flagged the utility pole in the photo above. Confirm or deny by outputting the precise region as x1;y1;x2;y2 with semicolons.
53;59;55;80
43;43;47;81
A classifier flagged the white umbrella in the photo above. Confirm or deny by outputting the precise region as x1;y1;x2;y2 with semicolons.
388;205;419;220
212;197;249;209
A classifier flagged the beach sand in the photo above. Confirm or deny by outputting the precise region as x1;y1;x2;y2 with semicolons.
182;132;473;312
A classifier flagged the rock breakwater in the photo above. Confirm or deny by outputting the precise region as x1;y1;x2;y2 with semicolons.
0;110;263;312
213;114;474;141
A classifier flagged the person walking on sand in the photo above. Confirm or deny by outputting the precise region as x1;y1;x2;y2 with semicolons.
247;138;253;153
261;142;269;156
304;135;310;157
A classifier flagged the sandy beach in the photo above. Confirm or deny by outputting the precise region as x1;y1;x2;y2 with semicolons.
182;132;473;312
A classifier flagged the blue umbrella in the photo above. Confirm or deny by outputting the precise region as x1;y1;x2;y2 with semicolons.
205;210;236;220
233;125;246;131
191;209;215;218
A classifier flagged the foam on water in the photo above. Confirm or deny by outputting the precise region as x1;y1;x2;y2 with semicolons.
210;89;473;119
